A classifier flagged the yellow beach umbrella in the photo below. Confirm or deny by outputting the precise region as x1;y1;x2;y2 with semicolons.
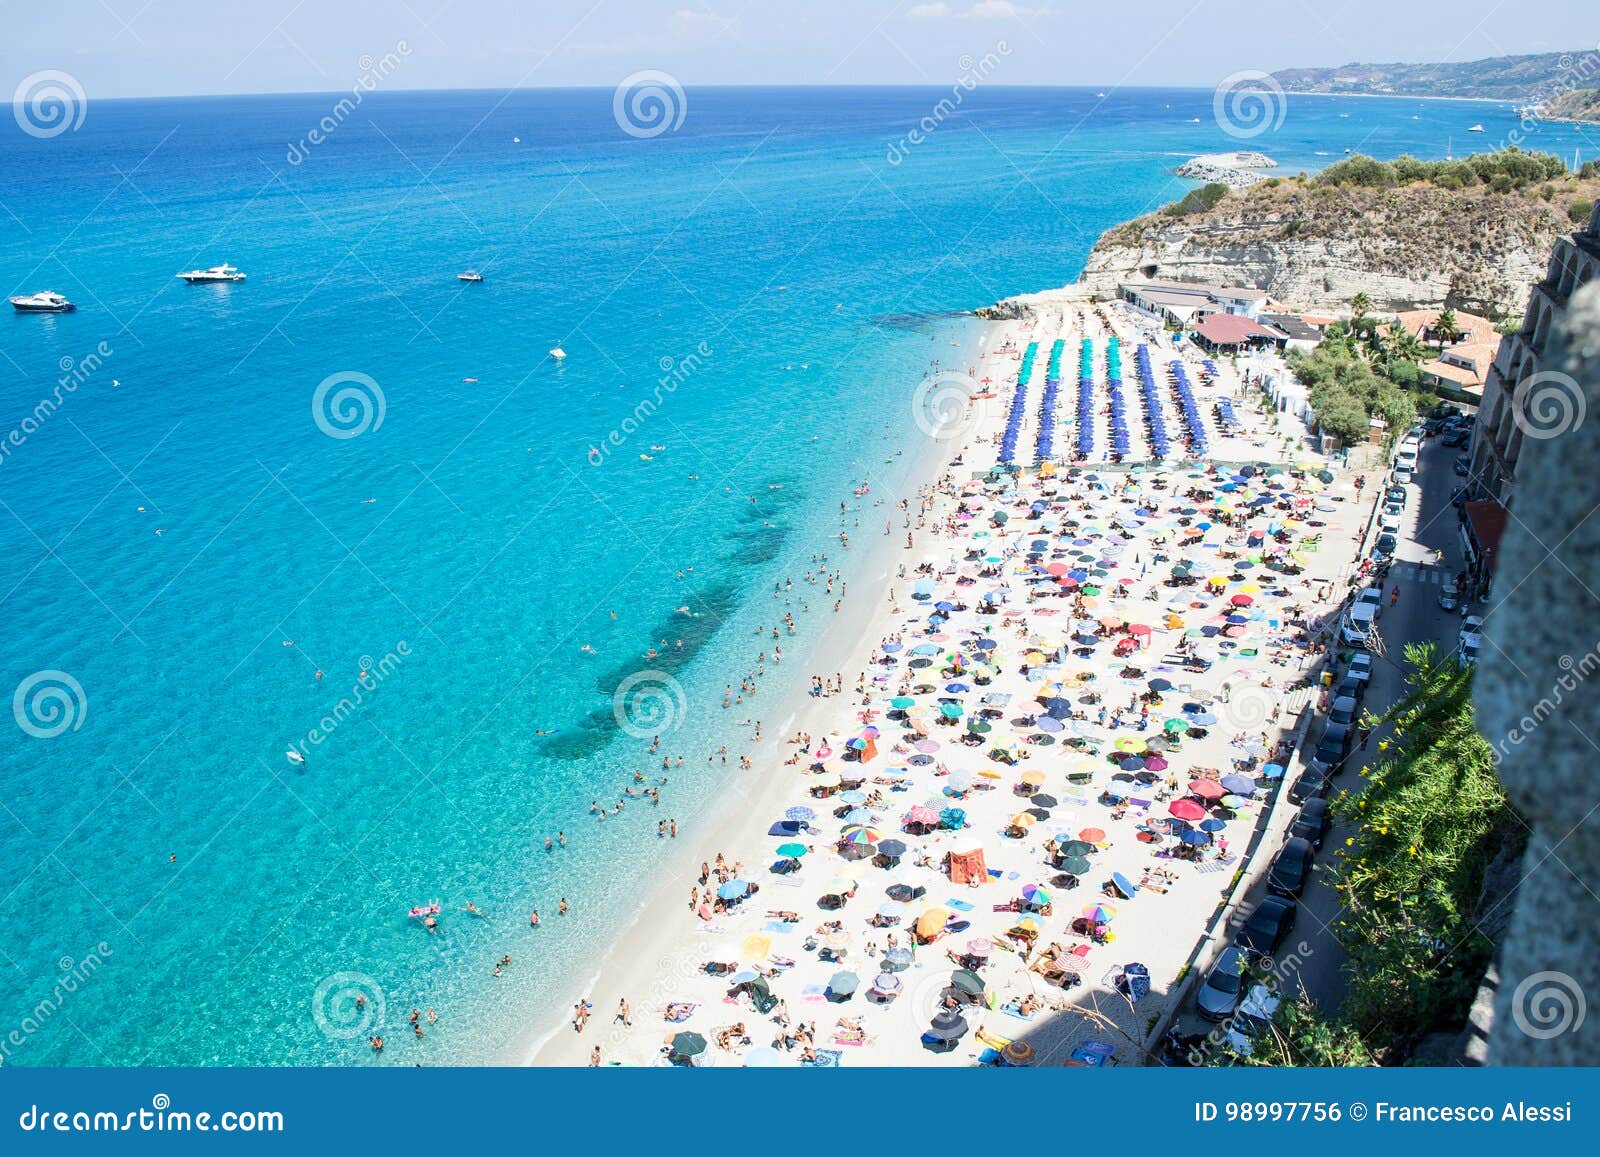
917;906;951;938
1020;769;1046;786
1011;812;1036;828
741;933;773;961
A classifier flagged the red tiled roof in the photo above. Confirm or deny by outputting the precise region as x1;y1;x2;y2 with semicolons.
1192;313;1281;346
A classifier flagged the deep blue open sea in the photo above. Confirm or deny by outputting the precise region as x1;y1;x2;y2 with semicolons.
0;86;1588;1065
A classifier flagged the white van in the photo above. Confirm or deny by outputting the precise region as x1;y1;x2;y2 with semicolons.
1356;586;1385;619
1396;439;1419;467
1340;602;1380;648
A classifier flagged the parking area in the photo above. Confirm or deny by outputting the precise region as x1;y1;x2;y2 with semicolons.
1166;414;1480;1057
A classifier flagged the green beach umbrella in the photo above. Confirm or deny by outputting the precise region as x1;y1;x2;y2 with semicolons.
891;697;917;710
671;1031;707;1056
776;842;809;859
1164;718;1190;733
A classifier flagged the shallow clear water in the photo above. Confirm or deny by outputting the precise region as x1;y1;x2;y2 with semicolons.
0;86;1582;1064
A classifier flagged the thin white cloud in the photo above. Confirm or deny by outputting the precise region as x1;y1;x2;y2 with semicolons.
962;1;1051;17
908;1;1052;18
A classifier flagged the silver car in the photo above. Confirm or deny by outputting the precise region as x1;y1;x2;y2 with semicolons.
1196;945;1249;1021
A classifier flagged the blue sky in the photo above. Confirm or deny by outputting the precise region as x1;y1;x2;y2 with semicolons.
2;0;1593;98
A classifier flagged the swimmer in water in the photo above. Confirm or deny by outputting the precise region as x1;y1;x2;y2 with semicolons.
581;644;597;654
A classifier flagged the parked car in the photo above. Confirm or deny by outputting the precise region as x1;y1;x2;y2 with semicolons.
1328;694;1359;728
1356;586;1385;619
1288;767;1330;805
1291;798;1331;847
1226;984;1283;1054
1234;896;1298;956
1424;417;1446;435
1195;944;1250;1021
1268;837;1316;898
1453;456;1470;477
1333;676;1366;708
1442;429;1469;448
1458;635;1481;665
1460;614;1484;644
1383;499;1405;521
1392;465;1414;485
1378;511;1402;535
1344;653;1374;685
1385;485;1407;507
1371;532;1398;558
1310;725;1352;776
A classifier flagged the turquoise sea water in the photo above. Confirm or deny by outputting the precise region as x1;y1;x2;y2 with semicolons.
0;86;1588;1065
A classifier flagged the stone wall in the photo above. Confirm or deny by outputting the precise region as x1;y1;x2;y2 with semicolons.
1479;282;1600;1064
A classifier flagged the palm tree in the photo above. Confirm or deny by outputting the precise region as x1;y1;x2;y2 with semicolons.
1433;308;1461;347
1351;292;1372;328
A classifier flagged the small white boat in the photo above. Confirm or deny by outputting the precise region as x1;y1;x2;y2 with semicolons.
550;346;567;360
9;290;75;313
1468;123;1485;132
177;264;246;283
286;749;306;765
458;270;484;283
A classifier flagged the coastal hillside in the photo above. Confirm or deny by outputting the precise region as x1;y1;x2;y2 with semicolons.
1073;151;1600;318
1539;87;1600;123
1269;51;1588;100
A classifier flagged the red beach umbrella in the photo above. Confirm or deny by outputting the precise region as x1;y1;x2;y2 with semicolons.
1188;779;1227;800
1168;799;1206;821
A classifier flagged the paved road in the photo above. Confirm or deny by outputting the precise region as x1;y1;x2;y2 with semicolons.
1170;429;1476;1045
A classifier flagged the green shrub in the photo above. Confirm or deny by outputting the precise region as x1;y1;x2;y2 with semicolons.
1162;182;1229;217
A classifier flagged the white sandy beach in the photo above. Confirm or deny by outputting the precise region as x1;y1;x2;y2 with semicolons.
531;302;1366;1068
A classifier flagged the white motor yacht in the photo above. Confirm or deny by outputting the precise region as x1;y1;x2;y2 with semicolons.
177;264;247;283
9;290;75;313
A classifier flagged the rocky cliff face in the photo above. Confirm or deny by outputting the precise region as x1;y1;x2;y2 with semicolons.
1073;178;1599;318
